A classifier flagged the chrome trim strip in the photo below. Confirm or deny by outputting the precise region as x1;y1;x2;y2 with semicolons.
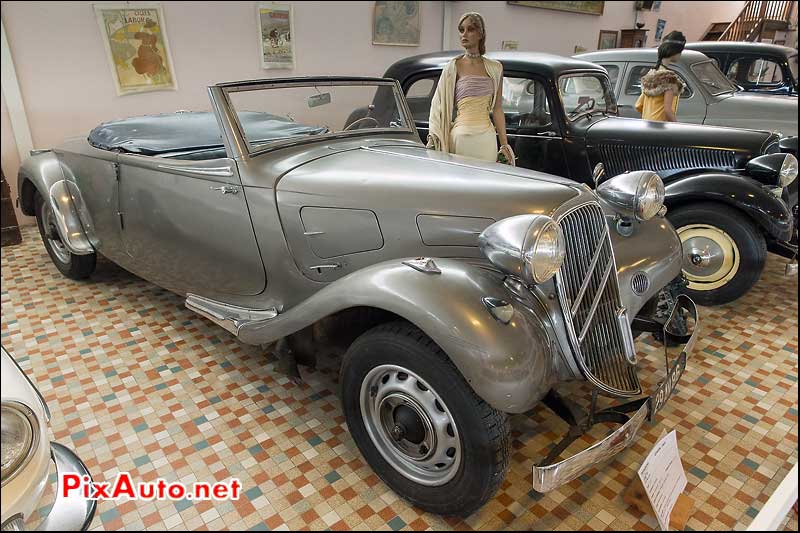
577;257;615;343
156;164;234;177
570;224;609;317
185;294;278;336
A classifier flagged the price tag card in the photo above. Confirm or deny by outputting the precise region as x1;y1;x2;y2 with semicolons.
637;430;687;531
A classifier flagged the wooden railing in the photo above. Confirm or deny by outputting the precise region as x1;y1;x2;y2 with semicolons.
719;0;795;41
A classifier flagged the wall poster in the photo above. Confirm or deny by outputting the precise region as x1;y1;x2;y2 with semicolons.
373;1;421;46
258;3;295;69
94;2;178;96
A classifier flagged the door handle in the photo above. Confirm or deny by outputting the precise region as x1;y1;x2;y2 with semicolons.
537;131;558;137
210;185;239;195
308;263;342;274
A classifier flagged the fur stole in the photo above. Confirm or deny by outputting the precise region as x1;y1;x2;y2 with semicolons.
640;69;686;97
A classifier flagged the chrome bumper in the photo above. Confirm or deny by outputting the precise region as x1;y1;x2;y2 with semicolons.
34;443;95;531
532;295;699;493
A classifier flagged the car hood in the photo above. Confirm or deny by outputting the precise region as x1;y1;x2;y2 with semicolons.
706;92;798;136
584;115;775;156
281;142;585;221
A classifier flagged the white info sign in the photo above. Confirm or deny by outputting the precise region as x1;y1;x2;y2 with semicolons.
637;430;687;531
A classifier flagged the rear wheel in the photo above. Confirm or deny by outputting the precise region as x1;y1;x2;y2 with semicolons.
340;321;510;516
668;202;765;306
34;192;96;280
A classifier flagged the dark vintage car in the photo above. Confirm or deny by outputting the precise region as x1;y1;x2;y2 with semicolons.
370;51;798;306
686;41;798;96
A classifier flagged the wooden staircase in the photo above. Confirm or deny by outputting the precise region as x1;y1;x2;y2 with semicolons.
716;1;795;42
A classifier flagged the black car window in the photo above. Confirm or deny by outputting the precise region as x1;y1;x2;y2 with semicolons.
598;64;620;89
624;65;692;98
502;76;552;130
404;75;439;123
728;57;784;86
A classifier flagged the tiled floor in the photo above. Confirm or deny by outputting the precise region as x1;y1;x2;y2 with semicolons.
2;225;797;531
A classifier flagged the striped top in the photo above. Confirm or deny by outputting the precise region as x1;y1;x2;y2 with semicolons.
455;75;494;102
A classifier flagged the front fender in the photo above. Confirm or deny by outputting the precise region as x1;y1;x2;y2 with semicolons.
238;258;559;413
18;153;93;255
664;172;793;242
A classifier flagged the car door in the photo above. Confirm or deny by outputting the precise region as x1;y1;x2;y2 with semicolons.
726;53;791;94
621;63;707;124
115;154;266;297
502;74;567;176
403;74;439;144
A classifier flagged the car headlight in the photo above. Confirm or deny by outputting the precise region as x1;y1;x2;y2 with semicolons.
747;153;798;187
779;153;798;187
596;170;665;221
479;214;566;285
1;401;40;486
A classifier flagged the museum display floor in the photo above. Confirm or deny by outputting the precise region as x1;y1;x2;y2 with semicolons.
2;226;797;531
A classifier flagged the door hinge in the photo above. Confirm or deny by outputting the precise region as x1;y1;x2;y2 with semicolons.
117;211;124;230
114;162;121;181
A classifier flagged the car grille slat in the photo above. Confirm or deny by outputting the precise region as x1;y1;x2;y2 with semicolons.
556;203;641;397
598;144;736;176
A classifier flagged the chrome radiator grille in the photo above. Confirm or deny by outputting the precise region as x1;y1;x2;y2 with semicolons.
555;203;641;397
598;144;736;176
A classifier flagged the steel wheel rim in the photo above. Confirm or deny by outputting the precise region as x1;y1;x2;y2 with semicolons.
677;224;740;291
360;364;461;486
42;201;71;265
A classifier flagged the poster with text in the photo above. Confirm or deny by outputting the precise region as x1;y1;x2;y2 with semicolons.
259;3;294;69
94;3;177;96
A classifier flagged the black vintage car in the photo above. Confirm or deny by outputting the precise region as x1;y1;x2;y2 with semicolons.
685;41;797;96
365;51;798;306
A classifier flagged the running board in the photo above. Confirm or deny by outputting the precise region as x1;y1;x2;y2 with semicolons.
185;294;278;336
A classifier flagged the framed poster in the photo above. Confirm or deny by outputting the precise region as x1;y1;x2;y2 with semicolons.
598;30;618;49
507;1;604;16
502;40;519;51
94;2;177;96
655;19;667;42
258;3;295;69
373;1;421;46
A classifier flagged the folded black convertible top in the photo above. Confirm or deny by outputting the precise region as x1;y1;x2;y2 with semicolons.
88;111;326;155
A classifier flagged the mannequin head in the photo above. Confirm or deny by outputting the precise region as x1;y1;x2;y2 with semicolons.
656;31;686;69
458;12;486;56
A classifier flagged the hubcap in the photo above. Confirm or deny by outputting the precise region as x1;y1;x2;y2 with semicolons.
41;202;71;265
677;224;740;292
360;365;461;486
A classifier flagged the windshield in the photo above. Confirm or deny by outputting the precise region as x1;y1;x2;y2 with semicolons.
789;54;798;85
557;73;615;120
224;80;411;154
690;60;738;96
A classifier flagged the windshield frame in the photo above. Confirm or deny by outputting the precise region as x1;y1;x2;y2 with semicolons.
556;70;617;122
219;78;416;157
689;59;738;96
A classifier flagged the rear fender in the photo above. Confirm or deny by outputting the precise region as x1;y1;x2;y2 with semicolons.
18;152;94;255
664;172;793;241
236;258;560;413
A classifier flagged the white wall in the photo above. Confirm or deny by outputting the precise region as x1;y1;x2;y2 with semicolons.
1;1;753;226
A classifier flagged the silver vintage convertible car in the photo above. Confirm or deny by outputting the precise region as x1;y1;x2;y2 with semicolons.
17;77;698;516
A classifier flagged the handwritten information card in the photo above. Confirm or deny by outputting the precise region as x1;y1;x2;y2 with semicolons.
637;430;687;530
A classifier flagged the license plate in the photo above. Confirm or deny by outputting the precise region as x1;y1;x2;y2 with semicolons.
651;350;687;416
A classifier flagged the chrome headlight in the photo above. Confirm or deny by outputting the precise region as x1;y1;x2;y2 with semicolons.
779;153;798;187
747;153;798;187
596;170;665;221
479;214;566;284
1;401;40;486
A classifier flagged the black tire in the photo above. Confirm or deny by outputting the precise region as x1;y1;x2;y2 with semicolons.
34;192;96;280
340;321;510;517
668;202;766;306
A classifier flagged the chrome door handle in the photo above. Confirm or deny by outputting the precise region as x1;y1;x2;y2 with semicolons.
537;131;558;137
308;263;341;271
210;185;239;195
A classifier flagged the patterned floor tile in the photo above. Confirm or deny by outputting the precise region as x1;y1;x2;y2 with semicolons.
2;226;797;531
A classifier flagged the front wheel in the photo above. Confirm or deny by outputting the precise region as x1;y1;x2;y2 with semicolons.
668;202;766;306
340;322;510;517
34;192;96;280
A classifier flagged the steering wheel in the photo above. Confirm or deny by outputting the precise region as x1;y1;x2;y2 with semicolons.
568;97;596;117
344;116;380;131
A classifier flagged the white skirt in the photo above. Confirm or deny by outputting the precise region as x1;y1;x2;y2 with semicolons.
450;125;498;163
